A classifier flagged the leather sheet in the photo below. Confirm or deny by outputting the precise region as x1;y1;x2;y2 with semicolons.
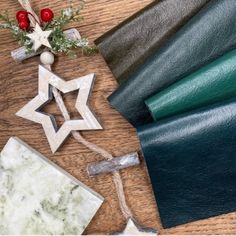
146;49;236;120
138;98;236;228
95;0;209;84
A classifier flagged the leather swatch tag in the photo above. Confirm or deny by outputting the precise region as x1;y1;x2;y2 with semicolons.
146;49;236;121
108;0;236;127
95;0;209;85
138;98;236;228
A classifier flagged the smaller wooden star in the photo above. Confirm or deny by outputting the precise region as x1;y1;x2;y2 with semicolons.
27;23;52;51
118;219;157;235
16;65;103;153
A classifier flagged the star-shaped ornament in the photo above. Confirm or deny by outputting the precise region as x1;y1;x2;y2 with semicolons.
27;23;52;51
117;219;157;235
16;65;103;153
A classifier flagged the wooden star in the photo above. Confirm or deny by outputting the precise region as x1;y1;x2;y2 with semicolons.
118;219;157;235
27;24;52;51
16;65;103;153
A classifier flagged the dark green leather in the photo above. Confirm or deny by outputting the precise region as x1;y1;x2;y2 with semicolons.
108;0;236;127
146;49;236;121
138;97;236;228
95;0;209;84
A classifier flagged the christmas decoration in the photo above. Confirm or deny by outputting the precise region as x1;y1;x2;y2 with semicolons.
26;23;52;50
16;10;28;22
0;1;97;55
40;51;55;65
17;0;40;26
40;8;54;22
18;19;29;30
16;64;103;153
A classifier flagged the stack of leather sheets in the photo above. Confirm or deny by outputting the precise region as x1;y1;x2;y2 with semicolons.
95;0;236;228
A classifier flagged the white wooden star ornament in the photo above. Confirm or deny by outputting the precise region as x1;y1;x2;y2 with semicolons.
27;23;52;51
16;65;103;153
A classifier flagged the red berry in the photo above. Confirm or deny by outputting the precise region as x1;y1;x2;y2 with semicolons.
41;8;54;22
16;10;29;22
18;20;30;30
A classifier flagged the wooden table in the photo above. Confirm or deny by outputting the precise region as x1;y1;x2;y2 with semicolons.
0;0;236;234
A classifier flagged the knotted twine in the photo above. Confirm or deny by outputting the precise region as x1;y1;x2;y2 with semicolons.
17;0;133;220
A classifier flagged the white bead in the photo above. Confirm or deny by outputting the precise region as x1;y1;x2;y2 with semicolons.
40;51;55;65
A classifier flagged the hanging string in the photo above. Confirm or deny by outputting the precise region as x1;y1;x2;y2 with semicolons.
67;0;73;9
17;0;134;221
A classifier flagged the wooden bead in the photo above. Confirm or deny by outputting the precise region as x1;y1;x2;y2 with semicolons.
40;51;55;65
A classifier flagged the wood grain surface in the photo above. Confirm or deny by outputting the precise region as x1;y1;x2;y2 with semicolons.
1;0;236;234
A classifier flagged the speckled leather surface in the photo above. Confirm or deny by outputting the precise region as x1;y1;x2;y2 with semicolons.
146;49;236;121
138;97;236;228
95;0;209;84
108;0;236;127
